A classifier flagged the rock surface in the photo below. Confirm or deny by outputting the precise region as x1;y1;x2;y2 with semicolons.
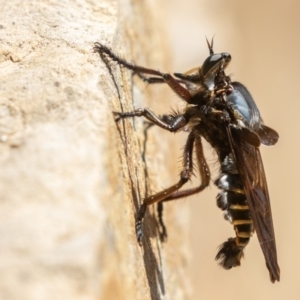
0;1;191;299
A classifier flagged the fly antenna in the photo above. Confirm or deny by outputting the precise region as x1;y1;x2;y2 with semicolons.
205;36;215;55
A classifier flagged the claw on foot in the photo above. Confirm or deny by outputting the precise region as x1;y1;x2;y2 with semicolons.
112;111;122;122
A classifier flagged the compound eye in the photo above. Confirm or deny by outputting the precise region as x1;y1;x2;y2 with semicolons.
201;54;222;78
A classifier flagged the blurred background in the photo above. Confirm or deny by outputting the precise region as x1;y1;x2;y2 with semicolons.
161;0;299;299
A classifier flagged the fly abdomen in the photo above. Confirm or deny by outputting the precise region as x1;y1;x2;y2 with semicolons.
214;154;254;270
216;174;243;193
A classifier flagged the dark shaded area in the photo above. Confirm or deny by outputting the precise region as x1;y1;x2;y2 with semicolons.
100;53;166;298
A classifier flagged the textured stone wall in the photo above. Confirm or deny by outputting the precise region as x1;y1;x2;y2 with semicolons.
0;1;191;299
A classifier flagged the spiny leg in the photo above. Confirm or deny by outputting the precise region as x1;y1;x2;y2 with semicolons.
114;108;189;133
113;104;190;242
163;135;210;201
157;135;210;240
94;42;192;102
136;131;195;244
137;73;165;84
136;72;185;86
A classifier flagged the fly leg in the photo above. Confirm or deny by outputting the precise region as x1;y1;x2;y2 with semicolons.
157;135;210;240
113;108;188;132
114;109;189;241
94;43;192;103
136;131;195;244
136;73;185;86
165;135;210;200
114;106;191;243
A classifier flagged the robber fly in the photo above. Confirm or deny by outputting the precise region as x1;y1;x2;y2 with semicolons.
94;38;280;282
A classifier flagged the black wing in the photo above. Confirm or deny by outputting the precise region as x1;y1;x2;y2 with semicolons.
226;126;280;282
